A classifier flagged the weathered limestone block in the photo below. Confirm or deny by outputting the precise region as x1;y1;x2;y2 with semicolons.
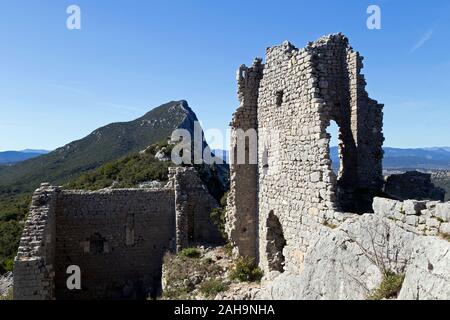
403;200;427;216
435;202;450;222
398;237;450;300
372;197;400;217
440;223;450;235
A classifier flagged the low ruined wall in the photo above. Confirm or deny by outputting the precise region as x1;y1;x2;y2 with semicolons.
13;184;58;300
384;171;445;201
373;197;450;236
14;167;222;300
54;188;175;300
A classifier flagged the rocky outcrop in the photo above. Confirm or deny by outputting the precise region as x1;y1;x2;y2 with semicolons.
256;215;415;299
399;236;450;300
255;212;450;300
0;272;13;298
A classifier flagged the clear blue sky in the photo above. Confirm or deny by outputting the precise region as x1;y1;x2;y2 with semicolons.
0;0;449;151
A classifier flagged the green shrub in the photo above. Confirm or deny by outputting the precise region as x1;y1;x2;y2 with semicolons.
65;142;172;191
179;248;201;259
199;279;229;298
210;207;227;240
224;243;233;257
229;257;263;283
161;251;222;300
368;271;405;300
0;220;24;273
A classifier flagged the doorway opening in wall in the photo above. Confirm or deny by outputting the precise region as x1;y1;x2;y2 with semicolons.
266;211;286;273
325;119;348;212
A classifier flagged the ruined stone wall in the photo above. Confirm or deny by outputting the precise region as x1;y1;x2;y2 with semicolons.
373;197;450;236
13;184;58;300
54;188;175;300
256;39;330;274
384;171;446;201
227;34;384;275
14;166;222;300
226;59;264;259
169;167;222;251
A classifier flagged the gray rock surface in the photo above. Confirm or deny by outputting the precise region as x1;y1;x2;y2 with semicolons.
398;237;450;300
0;272;13;297
256;215;442;300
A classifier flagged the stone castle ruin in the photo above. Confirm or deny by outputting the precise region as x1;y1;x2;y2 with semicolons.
226;34;450;297
227;33;384;268
12;33;450;300
13;167;222;300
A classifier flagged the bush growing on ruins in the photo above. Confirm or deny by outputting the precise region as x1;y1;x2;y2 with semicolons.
210;192;228;240
229;257;263;283
348;219;406;299
0;193;31;274
199;279;229;298
161;251;223;300
224;243;233;257
179;248;202;259
65;142;172;190
368;271;405;300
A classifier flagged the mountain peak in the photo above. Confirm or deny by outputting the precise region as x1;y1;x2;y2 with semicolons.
0;100;201;190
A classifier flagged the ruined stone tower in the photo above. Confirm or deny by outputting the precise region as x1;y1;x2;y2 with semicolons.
227;34;384;274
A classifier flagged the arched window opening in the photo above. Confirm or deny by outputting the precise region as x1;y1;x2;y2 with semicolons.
266;211;286;273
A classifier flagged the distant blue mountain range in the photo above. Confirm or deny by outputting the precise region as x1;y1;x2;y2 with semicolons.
3;147;450;169
0;150;49;165
330;147;450;169
214;147;450;170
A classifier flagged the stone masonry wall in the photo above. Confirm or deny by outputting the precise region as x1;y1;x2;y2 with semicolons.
170;167;222;252
373;197;450;236
54;188;175;300
226;59;264;259
13;184;58;300
14;166;221;300
227;34;384;275
257;35;383;275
